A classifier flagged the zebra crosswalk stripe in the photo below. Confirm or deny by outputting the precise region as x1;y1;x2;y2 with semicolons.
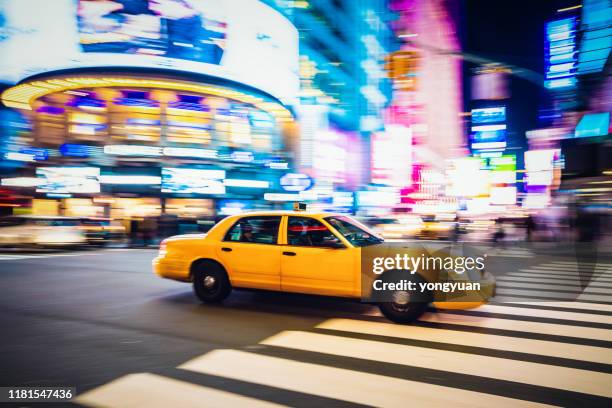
419;310;612;341
496;281;610;294
497;276;612;287
530;265;611;271
316;318;612;364
503;272;612;283
517;268;608;277
76;372;285;408
551;261;611;266
514;301;612;312
442;303;612;325
495;288;609;302
179;349;552;408
257;330;612;398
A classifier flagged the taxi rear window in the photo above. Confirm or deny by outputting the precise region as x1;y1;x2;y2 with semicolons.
224;216;281;245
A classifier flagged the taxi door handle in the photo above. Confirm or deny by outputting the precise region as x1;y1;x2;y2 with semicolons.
283;251;296;256
221;247;232;252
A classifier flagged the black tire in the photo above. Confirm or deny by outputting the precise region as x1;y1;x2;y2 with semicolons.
378;299;429;324
192;261;232;303
377;272;432;324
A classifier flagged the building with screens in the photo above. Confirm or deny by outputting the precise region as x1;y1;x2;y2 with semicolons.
0;0;299;219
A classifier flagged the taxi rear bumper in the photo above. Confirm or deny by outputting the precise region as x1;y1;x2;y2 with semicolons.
153;256;191;282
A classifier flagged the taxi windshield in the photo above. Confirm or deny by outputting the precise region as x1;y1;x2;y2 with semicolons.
325;216;384;247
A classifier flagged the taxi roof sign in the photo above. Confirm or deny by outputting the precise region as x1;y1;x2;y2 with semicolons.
293;202;307;211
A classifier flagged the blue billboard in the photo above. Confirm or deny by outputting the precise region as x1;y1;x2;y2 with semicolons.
545;17;577;90
471;107;506;124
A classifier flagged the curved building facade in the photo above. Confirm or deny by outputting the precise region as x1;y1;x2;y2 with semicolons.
0;0;299;219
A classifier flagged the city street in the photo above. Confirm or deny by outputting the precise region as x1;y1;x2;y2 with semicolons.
1;248;611;407
0;0;610;407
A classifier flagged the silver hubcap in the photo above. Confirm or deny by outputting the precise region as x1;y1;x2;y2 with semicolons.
393;291;410;305
203;275;216;288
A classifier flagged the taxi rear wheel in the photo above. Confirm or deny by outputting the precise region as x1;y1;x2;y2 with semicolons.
193;262;231;303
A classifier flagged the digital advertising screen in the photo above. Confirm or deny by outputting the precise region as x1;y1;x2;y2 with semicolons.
0;0;299;102
161;167;225;194
472;132;506;143
470;129;507;149
574;112;610;138
36;167;100;193
471;107;506;124
78;0;227;65
371;125;413;187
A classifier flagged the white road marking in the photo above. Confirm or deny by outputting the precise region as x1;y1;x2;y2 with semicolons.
259;330;612;398
495;281;610;294
452;303;612;325
180;349;552;408
316;318;612;364
419;311;612;341
496;288;611;302
497;276;612;288
76;372;284;408
512;301;612;313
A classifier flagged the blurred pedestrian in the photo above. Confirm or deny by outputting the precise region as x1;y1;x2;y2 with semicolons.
576;206;600;242
525;214;536;242
493;219;506;248
452;216;462;243
139;217;158;247
129;218;139;247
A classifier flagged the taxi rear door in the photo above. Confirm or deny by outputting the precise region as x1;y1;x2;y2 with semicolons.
216;215;282;290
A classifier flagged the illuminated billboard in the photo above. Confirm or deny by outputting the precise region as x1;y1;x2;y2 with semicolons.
574;112;610;138
446;158;490;197
524;149;560;188
490;186;517;205
78;0;227;65
161;168;225;195
545;18;577;90
471;131;507;150
524;149;558;172
312;129;349;184
0;0;299;102
371;125;412;187
36;167;100;193
470;120;507;151
471;107;506;124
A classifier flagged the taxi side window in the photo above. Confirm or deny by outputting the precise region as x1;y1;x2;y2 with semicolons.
224;216;281;245
287;217;342;247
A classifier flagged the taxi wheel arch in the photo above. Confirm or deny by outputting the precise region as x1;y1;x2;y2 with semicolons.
191;259;232;303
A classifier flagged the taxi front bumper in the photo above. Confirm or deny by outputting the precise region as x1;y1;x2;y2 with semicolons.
433;270;496;310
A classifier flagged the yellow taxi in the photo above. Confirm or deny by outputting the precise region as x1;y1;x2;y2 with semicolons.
153;208;494;323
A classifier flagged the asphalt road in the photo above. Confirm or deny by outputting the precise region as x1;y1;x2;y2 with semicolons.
0;248;611;407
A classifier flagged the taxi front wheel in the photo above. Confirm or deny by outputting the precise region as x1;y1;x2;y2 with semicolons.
378;300;429;324
193;262;232;303
377;272;431;324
